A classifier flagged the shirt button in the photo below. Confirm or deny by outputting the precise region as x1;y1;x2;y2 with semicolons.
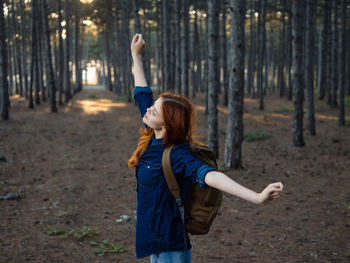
147;165;150;168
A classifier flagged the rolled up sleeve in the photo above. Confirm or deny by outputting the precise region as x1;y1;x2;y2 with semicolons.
134;86;153;118
170;144;216;188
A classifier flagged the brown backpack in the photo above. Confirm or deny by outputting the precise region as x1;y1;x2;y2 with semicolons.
162;144;222;235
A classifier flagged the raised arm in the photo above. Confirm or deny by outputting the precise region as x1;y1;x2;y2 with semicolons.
204;171;283;206
131;34;148;87
131;34;153;119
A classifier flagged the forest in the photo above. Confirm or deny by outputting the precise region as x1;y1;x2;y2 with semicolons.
0;0;349;262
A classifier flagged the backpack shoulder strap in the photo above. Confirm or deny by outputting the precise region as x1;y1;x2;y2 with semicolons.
161;145;181;199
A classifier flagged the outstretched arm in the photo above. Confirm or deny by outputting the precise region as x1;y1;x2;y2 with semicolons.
131;34;153;120
131;33;147;87
204;171;283;205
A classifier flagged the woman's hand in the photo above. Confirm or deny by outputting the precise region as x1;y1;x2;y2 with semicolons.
257;182;283;205
131;33;146;56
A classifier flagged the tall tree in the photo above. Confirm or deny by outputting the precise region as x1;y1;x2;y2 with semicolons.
74;2;82;93
174;0;181;94
57;0;64;105
64;0;72;103
305;0;316;135
224;0;245;168
319;0;330;100
338;0;347;125
278;0;286;97
19;0;29;99
291;0;305;147
207;0;220;157
42;0;57;112
181;0;189;97
11;0;23;97
330;0;338;108
257;0;266;110
246;0;255;96
29;0;38;109
161;0;170;91
123;0;132;100
221;0;228;105
0;0;9;120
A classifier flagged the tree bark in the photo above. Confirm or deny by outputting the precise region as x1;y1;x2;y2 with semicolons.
57;0;64;105
42;0;57;112
338;0;347;125
207;0;220;157
172;0;181;94
64;0;72;103
224;0;245;168
319;0;330;100
0;0;9;120
305;0;315;135
278;0;286;97
74;4;82;93
181;0;189;96
19;0;29;99
330;0;338;108
257;0;266;110
291;0;305;147
221;0;228;105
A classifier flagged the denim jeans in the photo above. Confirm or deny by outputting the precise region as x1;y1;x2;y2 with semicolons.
150;249;191;263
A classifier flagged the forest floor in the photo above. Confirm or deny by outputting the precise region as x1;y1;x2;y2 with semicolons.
0;87;349;263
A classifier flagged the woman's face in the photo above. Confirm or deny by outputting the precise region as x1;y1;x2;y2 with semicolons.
143;97;164;131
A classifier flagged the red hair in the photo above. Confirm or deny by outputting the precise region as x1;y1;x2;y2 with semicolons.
128;92;201;169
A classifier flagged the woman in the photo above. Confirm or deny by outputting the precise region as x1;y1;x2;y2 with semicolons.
128;33;283;263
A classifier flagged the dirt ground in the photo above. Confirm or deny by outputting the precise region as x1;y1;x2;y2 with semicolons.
0;87;349;263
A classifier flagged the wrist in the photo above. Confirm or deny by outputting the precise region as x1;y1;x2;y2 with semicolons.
132;52;141;58
255;193;263;205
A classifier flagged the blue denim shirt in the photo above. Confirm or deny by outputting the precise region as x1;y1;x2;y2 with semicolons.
134;86;215;259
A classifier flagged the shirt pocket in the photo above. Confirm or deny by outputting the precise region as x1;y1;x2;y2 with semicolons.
138;160;162;190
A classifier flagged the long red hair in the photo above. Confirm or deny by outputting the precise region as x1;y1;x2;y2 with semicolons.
128;92;201;169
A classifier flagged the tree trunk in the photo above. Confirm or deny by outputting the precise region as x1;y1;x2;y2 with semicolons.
291;0;305;147
74;4;82;93
181;0;189;97
330;0;338;108
174;0;181;94
224;0;245;168
0;0;9;120
247;0;254;96
105;28;113;92
42;0;57;112
64;0;72;103
19;0;29;99
278;0;286;97
221;0;228;105
36;0;44;103
29;0;38;109
305;0;315;135
122;0;131;101
11;0;23;97
58;0;64;105
287;0;293;100
207;0;220;157
319;0;330;100
338;0;347;125
133;0;141;33
257;0;266;110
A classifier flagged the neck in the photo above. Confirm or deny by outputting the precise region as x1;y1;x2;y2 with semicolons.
154;128;165;139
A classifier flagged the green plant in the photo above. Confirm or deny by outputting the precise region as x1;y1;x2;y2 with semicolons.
346;116;350;126
88;93;98;99
345;96;350;107
47;226;65;236
117;95;129;102
90;239;125;256
244;132;272;142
